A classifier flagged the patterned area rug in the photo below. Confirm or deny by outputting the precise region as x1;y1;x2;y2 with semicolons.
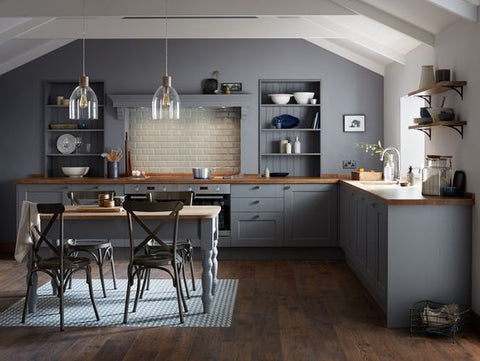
0;278;237;328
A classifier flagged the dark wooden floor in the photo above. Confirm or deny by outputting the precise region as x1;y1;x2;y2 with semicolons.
0;258;479;361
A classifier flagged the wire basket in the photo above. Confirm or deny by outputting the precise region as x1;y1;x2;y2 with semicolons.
410;300;470;342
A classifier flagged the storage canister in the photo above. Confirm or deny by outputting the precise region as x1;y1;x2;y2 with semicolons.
421;155;452;195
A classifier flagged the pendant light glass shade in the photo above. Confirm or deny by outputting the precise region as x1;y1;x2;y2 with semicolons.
152;0;180;120
152;75;180;119
69;0;98;120
69;75;98;120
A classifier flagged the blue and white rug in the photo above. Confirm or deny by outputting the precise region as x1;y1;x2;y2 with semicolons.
0;278;237;328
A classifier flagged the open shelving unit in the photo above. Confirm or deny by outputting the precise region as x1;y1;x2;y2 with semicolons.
407;81;467;140
44;80;105;177
259;79;321;177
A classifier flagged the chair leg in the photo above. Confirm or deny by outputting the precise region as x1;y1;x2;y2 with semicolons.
21;272;34;324
139;268;148;299
108;246;117;290
123;265;134;324
86;266;100;321
133;269;143;312
181;262;190;299
97;249;107;298
185;242;196;291
172;264;184;323
59;272;64;331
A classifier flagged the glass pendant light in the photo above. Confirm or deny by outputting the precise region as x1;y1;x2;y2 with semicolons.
152;0;180;120
69;0;98;120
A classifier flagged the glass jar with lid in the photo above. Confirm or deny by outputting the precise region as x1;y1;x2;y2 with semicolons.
421;155;452;195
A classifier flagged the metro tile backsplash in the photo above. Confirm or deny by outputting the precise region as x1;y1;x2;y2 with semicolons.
129;107;241;174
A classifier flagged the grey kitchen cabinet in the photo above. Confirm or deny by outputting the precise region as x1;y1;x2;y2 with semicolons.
284;184;337;246
339;183;471;327
44;80;106;177
231;184;284;247
258;79;322;177
16;184;123;226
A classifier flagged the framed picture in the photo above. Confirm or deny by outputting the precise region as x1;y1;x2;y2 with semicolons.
343;114;365;132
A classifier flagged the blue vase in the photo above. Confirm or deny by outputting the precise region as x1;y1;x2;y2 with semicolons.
271;114;300;129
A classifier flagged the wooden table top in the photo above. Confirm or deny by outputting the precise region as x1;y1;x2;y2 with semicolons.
42;205;221;220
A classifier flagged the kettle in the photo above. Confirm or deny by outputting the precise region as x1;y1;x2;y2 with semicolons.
453;170;466;195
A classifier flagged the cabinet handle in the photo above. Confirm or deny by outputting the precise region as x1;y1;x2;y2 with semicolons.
284;185;291;190
253;200;260;204
253;186;261;190
89;186;99;190
252;214;260;219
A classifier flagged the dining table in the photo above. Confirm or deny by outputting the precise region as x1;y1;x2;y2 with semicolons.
28;204;221;314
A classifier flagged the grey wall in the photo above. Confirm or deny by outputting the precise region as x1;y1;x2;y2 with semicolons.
0;39;383;243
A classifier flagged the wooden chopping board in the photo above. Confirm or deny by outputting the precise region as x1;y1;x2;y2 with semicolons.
65;206;124;213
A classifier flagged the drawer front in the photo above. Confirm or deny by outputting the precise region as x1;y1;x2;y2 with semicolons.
231;197;284;212
231;212;284;247
231;184;284;198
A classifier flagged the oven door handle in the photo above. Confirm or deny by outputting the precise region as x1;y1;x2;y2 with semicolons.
194;195;227;200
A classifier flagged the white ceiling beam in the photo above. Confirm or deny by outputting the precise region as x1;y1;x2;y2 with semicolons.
306;16;405;64
0;39;72;75
16;17;342;39
306;38;384;75
0;0;353;17
329;0;435;46
0;18;55;44
426;0;478;21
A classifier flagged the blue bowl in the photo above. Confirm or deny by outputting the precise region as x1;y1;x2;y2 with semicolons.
271;114;300;129
441;186;461;197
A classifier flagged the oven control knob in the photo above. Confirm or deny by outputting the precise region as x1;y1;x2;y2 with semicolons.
134;186;139;192
188;187;193;191
162;187;167;191
215;186;220;192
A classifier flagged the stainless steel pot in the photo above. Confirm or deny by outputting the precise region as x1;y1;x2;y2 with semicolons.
193;167;210;179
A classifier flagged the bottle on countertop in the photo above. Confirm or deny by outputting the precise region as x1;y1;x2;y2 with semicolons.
383;162;393;182
265;167;270;178
293;136;301;154
407;166;415;186
285;142;292;154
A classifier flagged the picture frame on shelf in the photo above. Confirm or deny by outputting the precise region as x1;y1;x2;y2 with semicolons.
343;114;365;132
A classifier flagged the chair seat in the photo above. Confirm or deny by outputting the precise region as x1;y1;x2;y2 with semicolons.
67;239;112;250
133;252;182;267
38;256;92;270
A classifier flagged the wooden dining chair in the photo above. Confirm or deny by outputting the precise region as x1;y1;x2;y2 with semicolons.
66;190;117;297
21;203;100;331
145;191;196;297
123;200;188;324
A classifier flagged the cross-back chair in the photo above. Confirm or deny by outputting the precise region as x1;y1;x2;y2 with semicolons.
145;191;195;297
66;190;117;297
21;203;99;331
122;200;188;324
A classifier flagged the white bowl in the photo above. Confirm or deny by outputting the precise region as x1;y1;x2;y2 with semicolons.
268;94;292;105
62;166;90;177
293;92;315;104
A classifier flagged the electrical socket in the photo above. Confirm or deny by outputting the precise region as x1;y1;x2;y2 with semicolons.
342;160;357;169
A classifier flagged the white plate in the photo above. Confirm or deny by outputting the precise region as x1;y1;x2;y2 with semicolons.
56;133;76;154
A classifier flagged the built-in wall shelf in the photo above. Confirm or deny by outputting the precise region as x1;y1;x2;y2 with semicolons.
258;79;322;177
44;80;106;177
408;121;466;140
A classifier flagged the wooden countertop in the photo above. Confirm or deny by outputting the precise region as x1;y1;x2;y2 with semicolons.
15;175;342;185
341;180;475;206
15;176;475;206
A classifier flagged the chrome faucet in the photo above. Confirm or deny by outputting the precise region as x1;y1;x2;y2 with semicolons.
380;146;401;183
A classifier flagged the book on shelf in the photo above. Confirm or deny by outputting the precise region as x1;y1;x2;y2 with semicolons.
311;112;319;129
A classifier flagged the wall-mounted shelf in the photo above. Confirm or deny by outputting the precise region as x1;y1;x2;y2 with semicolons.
408;121;466;140
408;81;466;106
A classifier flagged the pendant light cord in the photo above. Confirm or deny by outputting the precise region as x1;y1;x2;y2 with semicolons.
82;0;86;76
165;0;168;76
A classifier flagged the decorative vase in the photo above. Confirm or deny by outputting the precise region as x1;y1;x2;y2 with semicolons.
419;65;435;89
107;161;119;178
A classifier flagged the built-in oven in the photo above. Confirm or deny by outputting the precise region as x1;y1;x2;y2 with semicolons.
190;185;230;238
124;183;231;239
